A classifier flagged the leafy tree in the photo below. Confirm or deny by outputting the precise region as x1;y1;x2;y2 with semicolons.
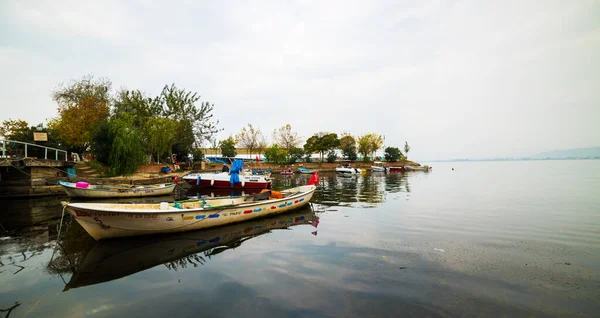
303;132;340;162
384;147;402;162
113;89;161;128
0;119;29;141
327;150;337;163
273;124;301;155
357;135;371;161
339;134;357;161
235;124;263;158
288;146;304;164
90;121;112;165
404;141;411;159
108;115;146;175
219;136;237;157
264;144;286;164
50;75;111;153
357;133;383;161
160;84;220;146
145;117;178;163
369;134;384;158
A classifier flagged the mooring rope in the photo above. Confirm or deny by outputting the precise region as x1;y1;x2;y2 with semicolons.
49;205;67;263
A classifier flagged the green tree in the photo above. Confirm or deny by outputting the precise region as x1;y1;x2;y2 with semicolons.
404;141;411;159
288;146;304;164
145;117;178;163
357;133;383;162
327;150;337;163
303;132;340;162
384;147;402;162
219;136;237;157
339;134;357;161
50;75;111;153
108;115;146;175
357;135;371;161
264;144;286;164
0;119;30;141
160;84;220;146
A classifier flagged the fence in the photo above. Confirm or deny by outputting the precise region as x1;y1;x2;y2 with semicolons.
1;139;68;161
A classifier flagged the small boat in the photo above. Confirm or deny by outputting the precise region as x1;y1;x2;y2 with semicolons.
298;167;318;174
58;181;176;198
63;173;320;240
184;160;271;189
405;165;431;172
388;166;406;173
62;207;317;291
280;168;294;175
371;161;387;172
335;165;363;174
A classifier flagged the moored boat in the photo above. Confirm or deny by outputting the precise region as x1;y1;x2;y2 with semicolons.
405;165;431;172
280;168;294;175
58;181;176;198
298;167;318;174
63;173;320;241
388;166;406;173
63;207;317;291
335;165;363;174
371;161;387;172
184;160;271;189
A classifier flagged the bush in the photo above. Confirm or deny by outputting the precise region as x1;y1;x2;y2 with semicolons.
384;147;402;162
326;150;337;163
264;144;286;164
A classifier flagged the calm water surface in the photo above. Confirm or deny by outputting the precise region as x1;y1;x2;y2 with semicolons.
1;161;599;317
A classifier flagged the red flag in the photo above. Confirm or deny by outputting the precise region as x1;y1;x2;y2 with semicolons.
256;155;259;163
307;171;319;185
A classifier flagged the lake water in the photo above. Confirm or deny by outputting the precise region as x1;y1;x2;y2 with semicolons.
1;161;599;317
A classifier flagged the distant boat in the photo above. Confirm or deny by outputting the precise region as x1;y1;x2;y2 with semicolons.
405;165;431;172
335;166;363;174
371;161;387;172
58;181;176;198
63;173;319;240
298;167;318;174
280;169;293;175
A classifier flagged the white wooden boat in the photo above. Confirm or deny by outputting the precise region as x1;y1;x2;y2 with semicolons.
63;208;317;291
59;181;176;198
63;184;316;240
335;166;363;174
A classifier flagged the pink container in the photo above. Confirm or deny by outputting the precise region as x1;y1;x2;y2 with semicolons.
75;181;89;189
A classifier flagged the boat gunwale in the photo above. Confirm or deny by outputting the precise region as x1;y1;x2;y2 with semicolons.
67;186;316;214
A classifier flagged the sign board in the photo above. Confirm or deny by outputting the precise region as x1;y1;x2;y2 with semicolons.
33;132;48;141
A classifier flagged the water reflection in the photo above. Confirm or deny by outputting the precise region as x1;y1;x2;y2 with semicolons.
48;206;317;291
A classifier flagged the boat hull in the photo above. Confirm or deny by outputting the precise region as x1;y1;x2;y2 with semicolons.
64;208;316;291
371;166;386;172
60;182;176;198
66;185;316;240
405;166;430;172
388;167;406;172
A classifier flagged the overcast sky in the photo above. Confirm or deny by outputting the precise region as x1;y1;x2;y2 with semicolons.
1;0;598;160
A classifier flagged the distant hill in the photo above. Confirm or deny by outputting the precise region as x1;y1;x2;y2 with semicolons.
531;147;600;159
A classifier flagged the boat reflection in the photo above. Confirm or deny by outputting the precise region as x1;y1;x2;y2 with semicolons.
60;205;317;291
